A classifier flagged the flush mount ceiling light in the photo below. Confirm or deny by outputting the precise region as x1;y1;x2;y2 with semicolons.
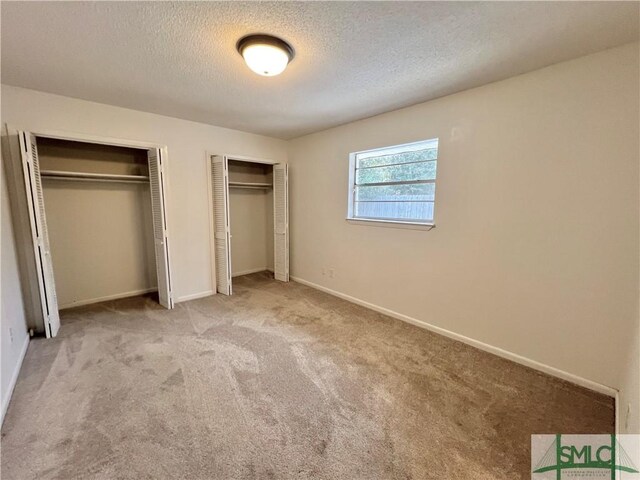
236;34;294;77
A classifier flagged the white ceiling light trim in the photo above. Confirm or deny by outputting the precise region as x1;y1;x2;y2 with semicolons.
236;34;295;77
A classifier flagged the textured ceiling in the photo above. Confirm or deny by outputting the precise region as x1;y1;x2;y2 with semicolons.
1;1;638;139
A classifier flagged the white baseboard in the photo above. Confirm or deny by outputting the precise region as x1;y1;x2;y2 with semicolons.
290;276;618;399
1;334;29;426
175;290;215;303
59;288;158;310
232;267;269;278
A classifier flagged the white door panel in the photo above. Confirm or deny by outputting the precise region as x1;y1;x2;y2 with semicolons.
18;131;60;337
212;155;232;295
273;163;289;282
148;148;174;308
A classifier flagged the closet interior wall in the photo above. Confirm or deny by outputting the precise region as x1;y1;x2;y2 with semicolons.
37;138;157;309
228;160;274;277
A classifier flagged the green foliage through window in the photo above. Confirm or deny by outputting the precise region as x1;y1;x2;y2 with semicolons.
350;139;438;223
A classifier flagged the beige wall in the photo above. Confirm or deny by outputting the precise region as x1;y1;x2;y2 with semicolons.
43;182;156;308
288;43;640;428
1;158;29;424
1;85;288;305
229;189;274;276
42;181;156;308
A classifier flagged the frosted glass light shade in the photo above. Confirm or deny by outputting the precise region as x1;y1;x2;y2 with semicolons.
242;44;289;76
237;35;294;77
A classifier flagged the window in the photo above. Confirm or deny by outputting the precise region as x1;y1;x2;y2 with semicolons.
347;138;438;226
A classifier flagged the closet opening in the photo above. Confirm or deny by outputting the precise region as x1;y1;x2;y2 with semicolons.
228;160;274;279
39;137;158;310
12;130;174;338
210;155;288;295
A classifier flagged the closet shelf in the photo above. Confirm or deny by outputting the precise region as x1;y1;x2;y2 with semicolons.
40;170;150;184
229;181;272;189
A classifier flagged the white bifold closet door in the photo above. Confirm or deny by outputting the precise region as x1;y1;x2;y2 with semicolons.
147;148;174;309
273;163;289;282
211;155;232;295
18;131;61;337
17;134;174;338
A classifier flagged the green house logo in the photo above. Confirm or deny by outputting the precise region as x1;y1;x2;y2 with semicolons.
532;434;640;479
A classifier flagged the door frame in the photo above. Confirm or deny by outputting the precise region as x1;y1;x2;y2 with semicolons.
4;124;175;332
205;152;281;294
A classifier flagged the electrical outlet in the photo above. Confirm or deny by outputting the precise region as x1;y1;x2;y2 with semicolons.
329;269;335;278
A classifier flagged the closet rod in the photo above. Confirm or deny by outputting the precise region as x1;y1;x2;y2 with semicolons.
41;176;149;185
229;181;272;190
40;170;150;183
229;185;271;190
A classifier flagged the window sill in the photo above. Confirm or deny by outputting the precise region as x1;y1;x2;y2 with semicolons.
346;218;435;231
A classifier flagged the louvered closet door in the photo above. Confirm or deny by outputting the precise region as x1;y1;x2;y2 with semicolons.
148;148;174;309
273;163;289;282
18;132;61;337
211;156;232;295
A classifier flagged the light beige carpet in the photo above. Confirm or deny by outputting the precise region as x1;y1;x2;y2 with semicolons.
1;272;613;479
